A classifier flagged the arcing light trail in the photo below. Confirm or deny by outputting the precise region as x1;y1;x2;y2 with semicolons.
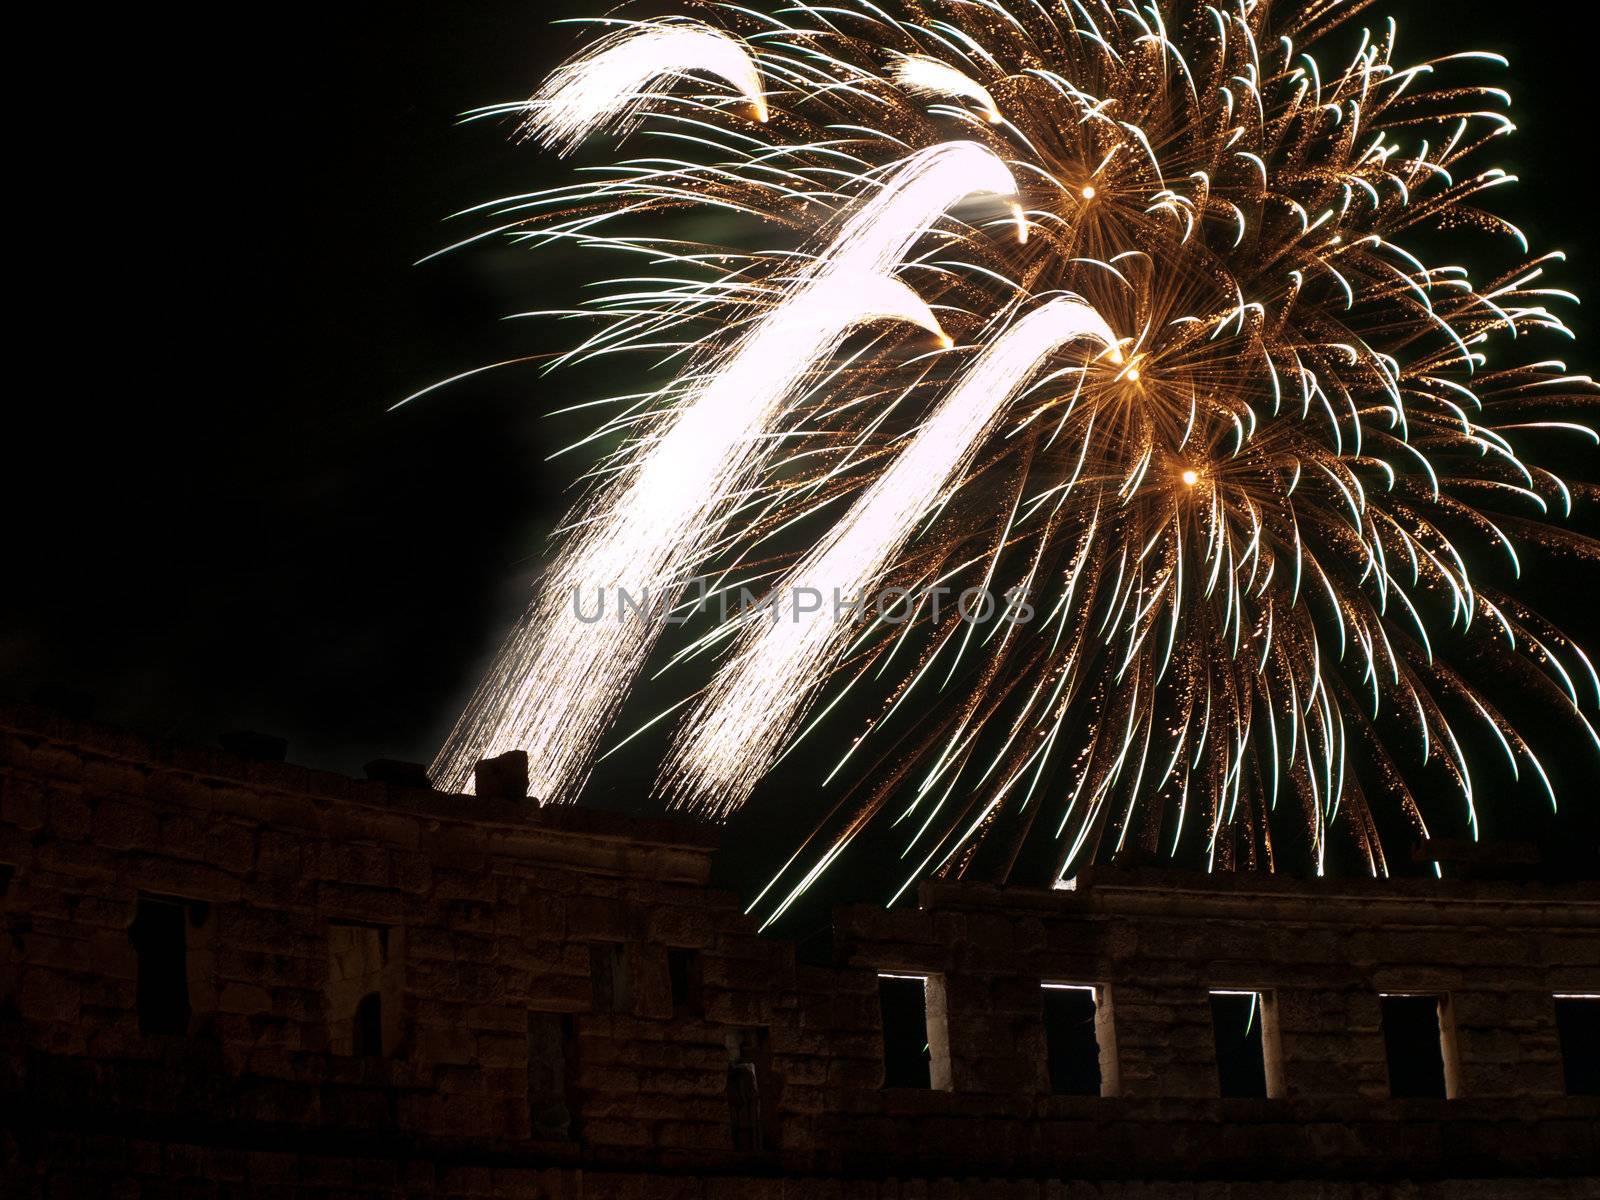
432;268;944;799
519;20;768;153
891;55;1004;125
429;0;1599;916
432;138;1021;799
665;297;1121;816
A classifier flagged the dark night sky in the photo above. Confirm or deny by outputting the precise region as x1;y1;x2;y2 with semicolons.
8;2;1599;895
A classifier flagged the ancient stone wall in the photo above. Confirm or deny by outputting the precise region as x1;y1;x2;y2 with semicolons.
1;703;1595;1196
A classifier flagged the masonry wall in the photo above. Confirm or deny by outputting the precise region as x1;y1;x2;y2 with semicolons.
0;702;1596;1198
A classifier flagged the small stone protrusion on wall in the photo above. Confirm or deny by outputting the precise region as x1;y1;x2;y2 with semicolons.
474;750;530;801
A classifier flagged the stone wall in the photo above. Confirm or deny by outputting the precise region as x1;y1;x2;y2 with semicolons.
0;702;1595;1196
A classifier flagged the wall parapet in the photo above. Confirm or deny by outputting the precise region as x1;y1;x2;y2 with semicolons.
1;702;1596;1196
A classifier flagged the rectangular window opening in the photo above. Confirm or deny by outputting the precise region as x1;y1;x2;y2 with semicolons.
1554;994;1600;1097
1379;993;1454;1099
1042;984;1104;1096
132;896;192;1036
527;1011;577;1141
1210;990;1279;1098
878;973;949;1090
668;948;703;1018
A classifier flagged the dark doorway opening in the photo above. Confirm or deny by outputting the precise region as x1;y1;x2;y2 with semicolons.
352;992;383;1057
1555;995;1600;1096
878;974;931;1089
1380;994;1449;1099
1042;984;1102;1096
1210;991;1269;1098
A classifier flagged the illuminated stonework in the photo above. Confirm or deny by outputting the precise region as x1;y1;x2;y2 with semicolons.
3;703;1597;1196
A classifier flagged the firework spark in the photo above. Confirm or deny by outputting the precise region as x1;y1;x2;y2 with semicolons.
517;19;768;154
432;0;1599;915
891;54;1003;125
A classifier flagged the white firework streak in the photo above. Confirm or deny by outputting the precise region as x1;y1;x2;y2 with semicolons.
433;273;940;796
522;20;768;154
891;54;1003;123
666;297;1121;816
432;140;1022;799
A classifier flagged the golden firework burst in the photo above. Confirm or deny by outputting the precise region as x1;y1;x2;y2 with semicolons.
425;0;1599;921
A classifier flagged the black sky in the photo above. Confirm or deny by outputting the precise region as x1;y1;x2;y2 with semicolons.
8;2;1599;892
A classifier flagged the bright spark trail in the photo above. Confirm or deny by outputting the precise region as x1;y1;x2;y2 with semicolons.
433;139;1019;799
665;297;1121;816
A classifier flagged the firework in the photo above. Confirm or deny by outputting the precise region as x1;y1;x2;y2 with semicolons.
431;0;1599;917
